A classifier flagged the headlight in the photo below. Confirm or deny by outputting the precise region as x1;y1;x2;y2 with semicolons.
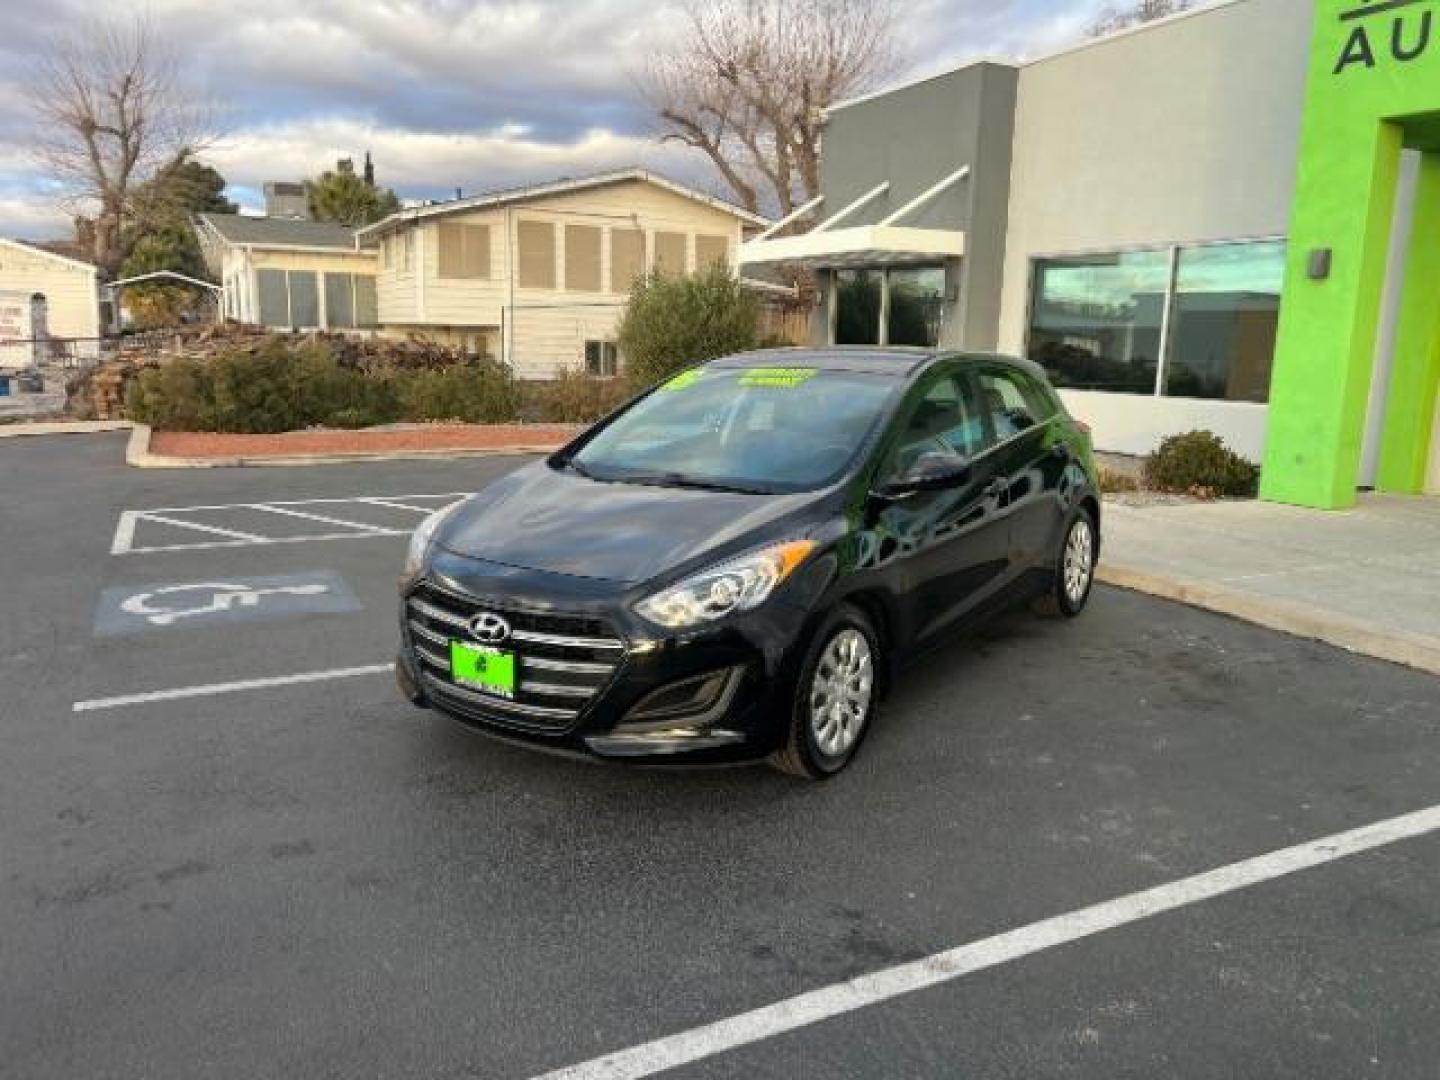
634;540;816;629
402;500;464;579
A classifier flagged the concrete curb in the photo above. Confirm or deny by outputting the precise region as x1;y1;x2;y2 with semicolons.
1098;561;1440;677
124;422;563;468
0;420;133;438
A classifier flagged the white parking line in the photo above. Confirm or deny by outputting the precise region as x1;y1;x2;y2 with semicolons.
249;503;397;533
71;663;395;712
531;802;1440;1080
137;512;268;544
111;491;470;555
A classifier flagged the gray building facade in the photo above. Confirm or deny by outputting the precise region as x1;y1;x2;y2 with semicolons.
741;0;1325;463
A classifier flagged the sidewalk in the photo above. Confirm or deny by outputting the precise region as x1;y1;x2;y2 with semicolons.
1099;493;1440;675
130;423;579;467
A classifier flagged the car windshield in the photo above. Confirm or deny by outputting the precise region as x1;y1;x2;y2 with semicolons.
568;364;901;493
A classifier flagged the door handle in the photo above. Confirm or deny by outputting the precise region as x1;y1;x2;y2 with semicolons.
985;478;1007;500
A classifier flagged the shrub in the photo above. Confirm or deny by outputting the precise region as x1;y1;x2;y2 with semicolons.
126;339;519;432
520;368;635;423
1098;466;1140;494
395;362;519;424
125;358;218;430
1143;430;1259;498
617;263;760;387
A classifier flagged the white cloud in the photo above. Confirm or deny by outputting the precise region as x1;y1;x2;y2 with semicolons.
204;116;719;210
0;0;1127;236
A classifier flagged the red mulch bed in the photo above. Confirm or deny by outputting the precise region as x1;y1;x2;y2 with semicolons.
150;423;581;459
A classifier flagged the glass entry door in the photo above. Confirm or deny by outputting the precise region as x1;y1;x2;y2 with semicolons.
835;269;881;344
832;266;946;347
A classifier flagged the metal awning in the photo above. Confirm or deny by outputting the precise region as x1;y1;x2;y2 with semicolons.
738;224;965;269
738;164;970;270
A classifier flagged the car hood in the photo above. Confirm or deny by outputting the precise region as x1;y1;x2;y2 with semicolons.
438;461;821;584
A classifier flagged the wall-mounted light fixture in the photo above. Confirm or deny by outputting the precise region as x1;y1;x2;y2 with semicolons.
1307;248;1332;280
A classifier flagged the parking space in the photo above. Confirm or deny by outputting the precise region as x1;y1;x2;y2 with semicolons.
111;491;468;555
2;433;1439;1079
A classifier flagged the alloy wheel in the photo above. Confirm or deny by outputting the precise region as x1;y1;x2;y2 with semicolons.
1064;516;1094;605
808;627;874;757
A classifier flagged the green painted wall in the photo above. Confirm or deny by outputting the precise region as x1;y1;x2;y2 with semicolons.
1261;0;1440;508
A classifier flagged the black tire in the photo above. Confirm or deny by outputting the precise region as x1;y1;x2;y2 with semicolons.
1033;507;1097;618
769;605;881;780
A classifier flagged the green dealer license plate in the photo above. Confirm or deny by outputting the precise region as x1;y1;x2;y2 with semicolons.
449;641;516;699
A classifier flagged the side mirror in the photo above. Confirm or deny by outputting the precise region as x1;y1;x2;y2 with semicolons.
874;450;972;499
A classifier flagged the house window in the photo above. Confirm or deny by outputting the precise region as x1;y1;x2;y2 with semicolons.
255;268;321;328
288;271;319;327
437;223;490;279
355;276;378;328
695;234;729;270
610;228;645;292
585;340;619;377
653;231;686;275
1026;239;1285;401
324;273;355;328
517;220;556;289
565;224;602;292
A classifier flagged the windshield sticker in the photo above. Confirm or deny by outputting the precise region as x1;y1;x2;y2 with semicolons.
660;370;703;392
738;367;817;389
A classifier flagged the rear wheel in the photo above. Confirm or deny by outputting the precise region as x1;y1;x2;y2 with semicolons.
1034;508;1096;617
770;606;880;779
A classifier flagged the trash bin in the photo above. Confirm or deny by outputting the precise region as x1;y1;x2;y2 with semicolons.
0;374;11;397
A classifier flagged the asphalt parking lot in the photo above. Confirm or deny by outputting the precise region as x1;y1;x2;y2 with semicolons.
3;431;1439;1079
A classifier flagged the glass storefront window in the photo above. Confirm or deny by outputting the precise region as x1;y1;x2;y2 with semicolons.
1028;250;1170;394
835;269;881;345
1164;240;1285;402
887;266;945;347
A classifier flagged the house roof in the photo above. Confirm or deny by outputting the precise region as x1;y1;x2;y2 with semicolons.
355;168;771;238
194;213;368;251
0;237;101;275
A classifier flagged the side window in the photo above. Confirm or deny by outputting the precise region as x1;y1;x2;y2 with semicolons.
885;373;985;476
977;369;1048;442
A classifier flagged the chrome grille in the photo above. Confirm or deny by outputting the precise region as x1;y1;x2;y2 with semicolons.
405;581;625;733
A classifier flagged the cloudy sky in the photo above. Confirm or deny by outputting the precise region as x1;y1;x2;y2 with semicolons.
0;0;1115;238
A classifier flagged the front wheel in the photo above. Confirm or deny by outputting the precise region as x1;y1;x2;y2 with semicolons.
769;606;880;780
1034;509;1097;617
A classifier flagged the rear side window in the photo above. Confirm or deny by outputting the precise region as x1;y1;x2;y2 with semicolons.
977;369;1054;442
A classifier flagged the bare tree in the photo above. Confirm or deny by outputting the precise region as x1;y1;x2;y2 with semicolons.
642;0;899;217
1088;0;1194;38
28;17;212;275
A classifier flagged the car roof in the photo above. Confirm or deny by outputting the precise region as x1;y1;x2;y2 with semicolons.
708;347;942;377
707;347;1036;380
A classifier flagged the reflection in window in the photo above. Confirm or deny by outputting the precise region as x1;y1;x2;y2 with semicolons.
888;266;945;347
835;269;881;345
1165;240;1284;402
1028;250;1170;394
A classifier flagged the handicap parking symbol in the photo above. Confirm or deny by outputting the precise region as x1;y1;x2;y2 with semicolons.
95;572;361;635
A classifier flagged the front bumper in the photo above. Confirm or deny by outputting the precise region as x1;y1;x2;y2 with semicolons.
397;552;813;765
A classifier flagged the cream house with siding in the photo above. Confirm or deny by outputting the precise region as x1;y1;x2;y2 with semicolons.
357;169;768;378
195;214;380;332
0;239;104;366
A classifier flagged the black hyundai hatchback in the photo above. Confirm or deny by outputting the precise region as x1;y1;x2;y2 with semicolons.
397;348;1099;778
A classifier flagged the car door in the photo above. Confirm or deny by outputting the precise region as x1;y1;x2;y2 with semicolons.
867;366;1011;645
973;364;1069;573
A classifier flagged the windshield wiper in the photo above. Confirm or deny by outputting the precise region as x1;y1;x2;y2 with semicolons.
617;471;770;495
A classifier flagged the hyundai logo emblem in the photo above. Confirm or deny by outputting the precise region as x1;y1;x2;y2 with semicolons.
467;612;511;645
